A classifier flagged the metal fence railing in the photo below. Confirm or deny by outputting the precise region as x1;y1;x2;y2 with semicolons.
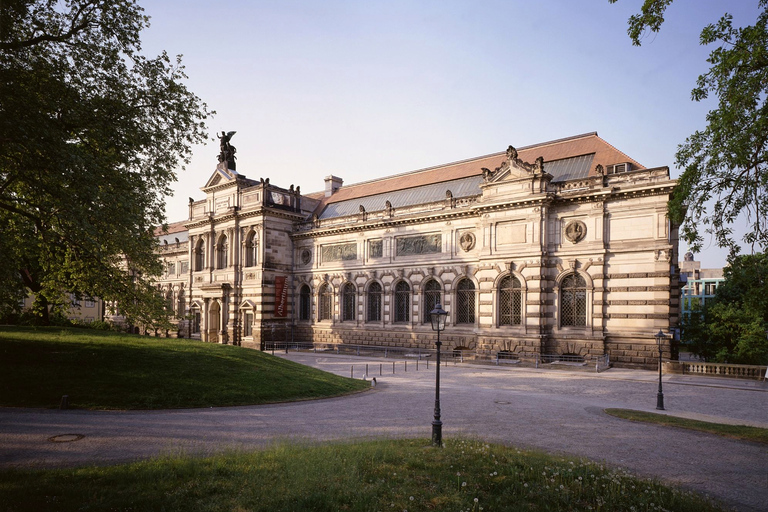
265;342;612;373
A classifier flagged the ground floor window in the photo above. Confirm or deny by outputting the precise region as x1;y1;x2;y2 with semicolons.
243;311;253;337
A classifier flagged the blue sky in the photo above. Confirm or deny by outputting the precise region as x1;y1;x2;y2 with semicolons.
139;0;760;269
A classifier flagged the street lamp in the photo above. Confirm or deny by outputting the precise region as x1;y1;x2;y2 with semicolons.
430;303;448;447
655;329;666;410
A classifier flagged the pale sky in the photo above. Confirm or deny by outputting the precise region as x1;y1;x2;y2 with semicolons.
139;0;760;269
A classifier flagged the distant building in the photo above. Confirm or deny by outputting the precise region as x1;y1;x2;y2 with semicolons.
144;132;680;368
679;252;724;321
19;293;104;323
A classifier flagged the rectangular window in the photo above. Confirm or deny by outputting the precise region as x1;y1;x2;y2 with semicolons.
71;294;80;307
180;261;189;273
85;298;96;308
244;312;253;337
167;262;176;276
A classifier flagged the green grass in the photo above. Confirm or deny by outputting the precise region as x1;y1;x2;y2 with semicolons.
0;326;369;409
0;439;726;512
604;409;768;445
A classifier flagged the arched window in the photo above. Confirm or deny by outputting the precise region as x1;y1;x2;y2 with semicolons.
423;279;441;323
367;282;382;322
456;279;475;324
318;284;332;321
561;273;587;326
194;239;205;271
342;283;356;321
299;285;311;321
244;231;257;267
499;275;522;325
216;234;228;269
394;281;410;323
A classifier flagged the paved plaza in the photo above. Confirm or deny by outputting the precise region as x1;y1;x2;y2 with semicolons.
0;354;766;511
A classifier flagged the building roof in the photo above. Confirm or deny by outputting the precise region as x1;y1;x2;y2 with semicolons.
310;132;644;218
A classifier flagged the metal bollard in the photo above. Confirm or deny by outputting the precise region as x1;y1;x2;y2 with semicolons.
416;359;419;371
366;364;369;376
351;366;353;378
405;361;407;372
380;363;382;376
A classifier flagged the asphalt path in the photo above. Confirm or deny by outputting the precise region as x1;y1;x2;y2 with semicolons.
1;353;766;511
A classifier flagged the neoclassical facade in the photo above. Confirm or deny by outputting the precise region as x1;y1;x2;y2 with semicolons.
151;132;681;367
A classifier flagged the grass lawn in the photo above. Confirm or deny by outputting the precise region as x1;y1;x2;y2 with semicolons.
0;439;726;512
604;409;768;445
0;326;369;409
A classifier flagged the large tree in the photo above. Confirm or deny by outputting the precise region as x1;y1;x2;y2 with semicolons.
610;0;768;255
683;253;768;365
0;0;210;325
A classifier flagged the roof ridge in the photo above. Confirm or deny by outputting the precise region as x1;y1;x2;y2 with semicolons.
306;132;602;196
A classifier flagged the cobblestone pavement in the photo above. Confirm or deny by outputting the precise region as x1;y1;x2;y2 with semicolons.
0;354;766;511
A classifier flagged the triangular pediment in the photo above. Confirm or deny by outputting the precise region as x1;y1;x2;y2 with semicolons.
203;162;240;190
482;146;552;184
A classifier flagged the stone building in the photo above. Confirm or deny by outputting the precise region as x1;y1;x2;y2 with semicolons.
152;132;681;367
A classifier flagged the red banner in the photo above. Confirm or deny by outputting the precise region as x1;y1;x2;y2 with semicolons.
274;276;288;318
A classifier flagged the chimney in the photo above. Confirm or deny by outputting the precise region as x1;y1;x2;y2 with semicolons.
324;175;343;197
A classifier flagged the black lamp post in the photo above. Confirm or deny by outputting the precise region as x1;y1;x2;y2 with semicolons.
655;329;666;410
430;303;448;447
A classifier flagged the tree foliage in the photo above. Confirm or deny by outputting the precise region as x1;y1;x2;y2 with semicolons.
610;0;768;255
683;253;768;364
0;0;211;325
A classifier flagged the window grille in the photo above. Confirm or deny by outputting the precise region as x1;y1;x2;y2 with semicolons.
561;273;587;326
318;284;332;321
423;279;441;323
299;285;311;321
456;279;475;324
342;283;356;321
394;281;410;323
367;282;382;322
499;275;522;325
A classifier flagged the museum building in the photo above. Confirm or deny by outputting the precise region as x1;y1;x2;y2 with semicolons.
149;132;681;367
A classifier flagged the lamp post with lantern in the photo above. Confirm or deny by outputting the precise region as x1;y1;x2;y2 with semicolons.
655;329;666;410
430;303;448;447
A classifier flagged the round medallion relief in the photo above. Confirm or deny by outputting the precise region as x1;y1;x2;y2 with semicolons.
459;231;476;252
564;220;587;243
301;249;312;265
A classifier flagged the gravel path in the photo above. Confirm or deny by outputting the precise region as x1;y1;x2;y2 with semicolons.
1;354;766;511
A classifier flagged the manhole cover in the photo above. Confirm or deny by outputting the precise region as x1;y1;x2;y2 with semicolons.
494;401;511;405
48;434;85;443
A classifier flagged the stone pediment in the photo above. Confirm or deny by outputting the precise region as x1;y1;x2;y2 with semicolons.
203;162;240;190
482;146;552;184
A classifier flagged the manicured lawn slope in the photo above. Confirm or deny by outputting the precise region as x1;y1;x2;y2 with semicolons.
0;439;726;512
0;327;368;409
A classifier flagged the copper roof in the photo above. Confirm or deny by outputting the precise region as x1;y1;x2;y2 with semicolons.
307;132;644;212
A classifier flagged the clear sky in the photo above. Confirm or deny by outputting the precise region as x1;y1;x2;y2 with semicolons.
138;0;760;269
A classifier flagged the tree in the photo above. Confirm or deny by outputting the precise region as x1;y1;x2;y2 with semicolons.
0;0;211;326
610;0;768;255
683;253;768;365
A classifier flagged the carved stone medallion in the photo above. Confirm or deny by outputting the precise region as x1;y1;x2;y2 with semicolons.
459;231;476;252
564;220;587;243
301;249;312;265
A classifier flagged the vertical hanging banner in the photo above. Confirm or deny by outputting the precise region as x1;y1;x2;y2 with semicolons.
274;276;288;318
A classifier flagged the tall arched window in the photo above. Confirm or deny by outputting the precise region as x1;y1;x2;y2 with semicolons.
367;282;382;322
194;239;205;271
561;273;587;326
394;281;410;323
299;284;311;321
244;231;257;267
499;275;522;326
423;279;441;323
318;284;332;321
216;234;228;269
342;283;356;321
456;279;475;324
